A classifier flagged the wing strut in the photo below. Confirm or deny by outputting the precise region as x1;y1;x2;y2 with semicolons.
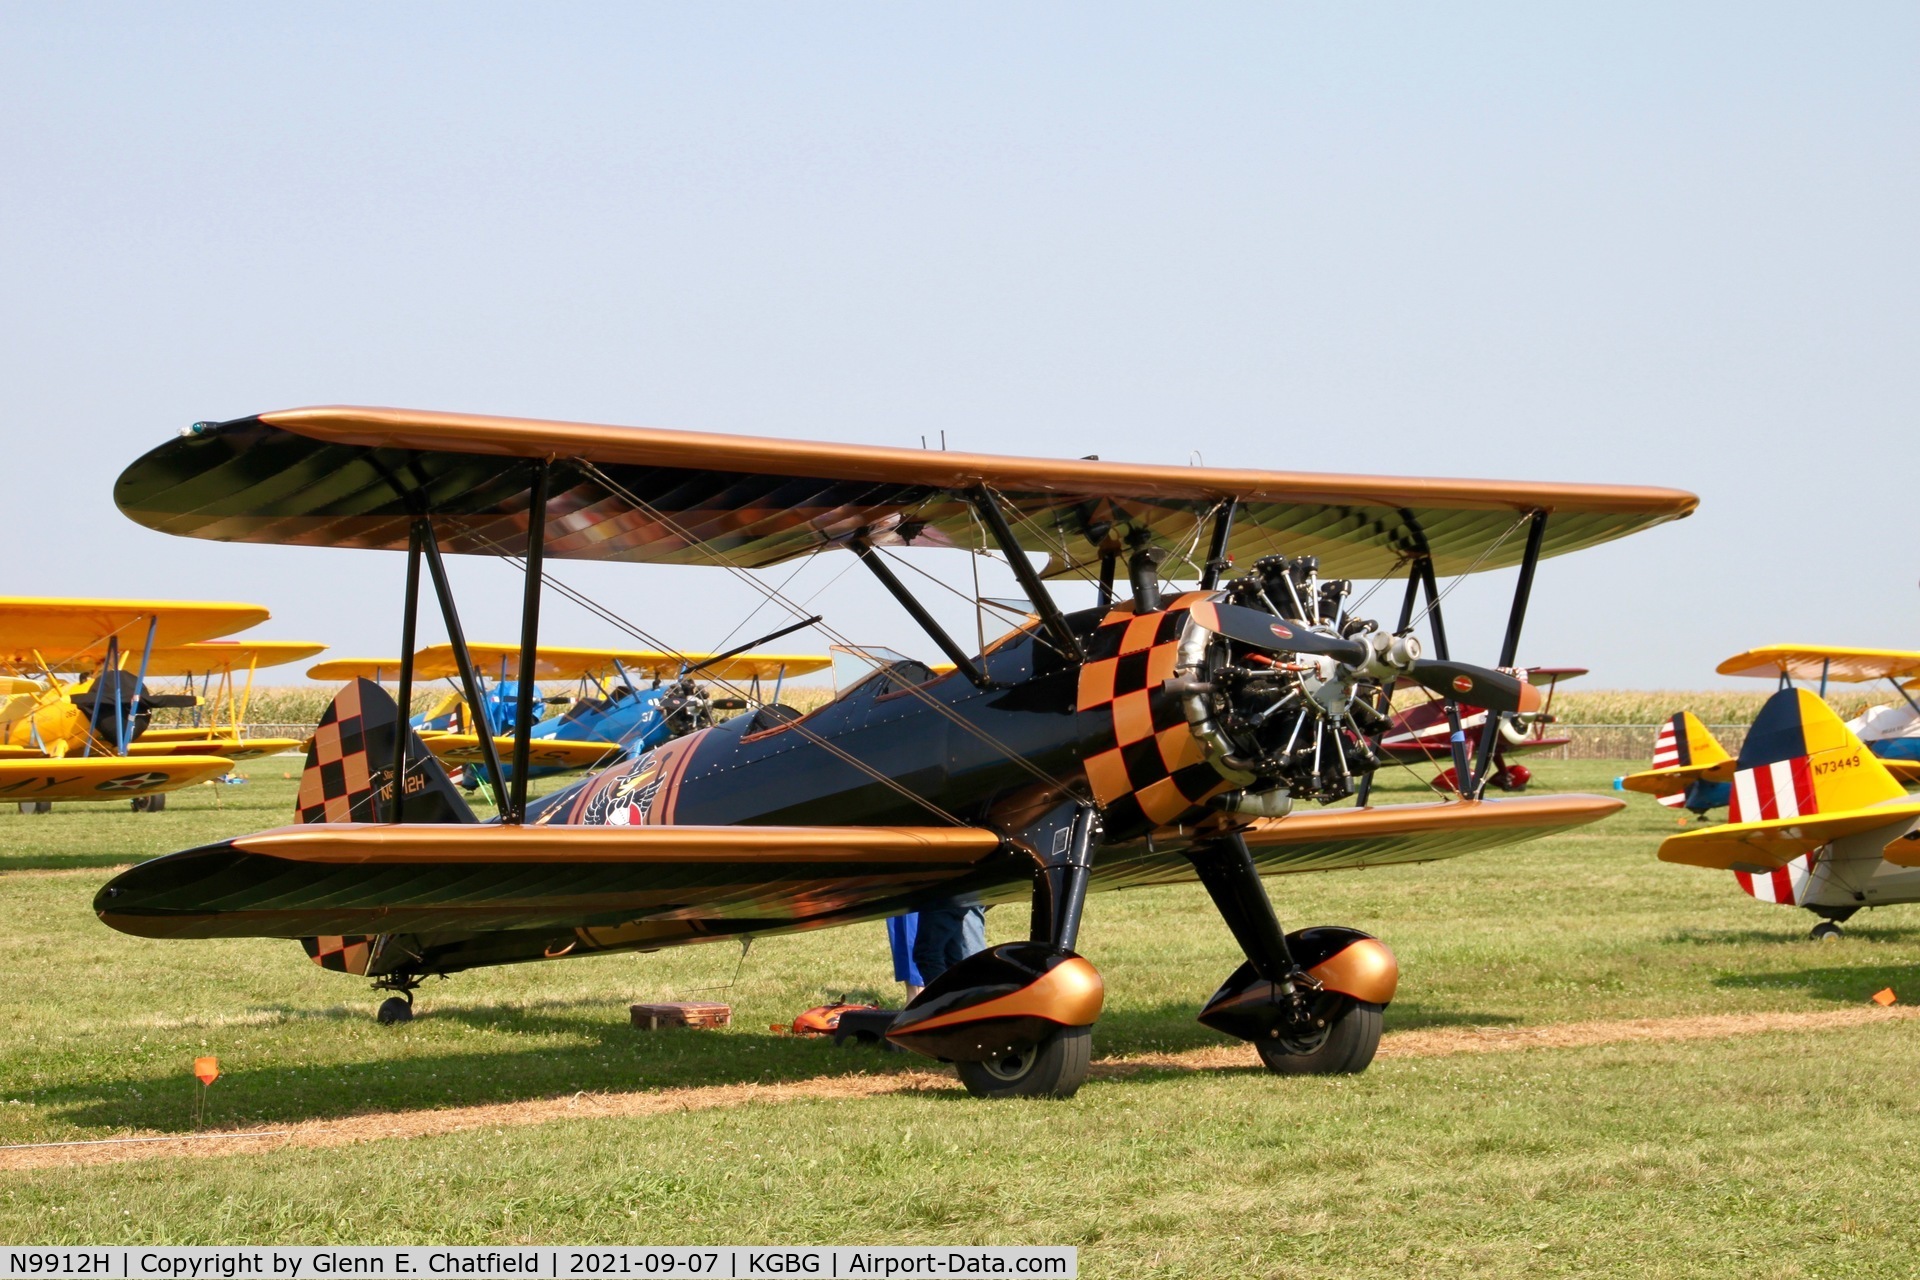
1467;510;1548;797
1198;500;1237;590
390;522;425;822
507;460;550;823
969;485;1084;662
853;540;991;688
420;520;508;809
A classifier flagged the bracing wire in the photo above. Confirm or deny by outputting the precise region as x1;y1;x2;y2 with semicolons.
570;461;1086;801
453;529;969;826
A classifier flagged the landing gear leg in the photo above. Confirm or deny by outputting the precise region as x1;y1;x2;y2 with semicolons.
1808;908;1857;943
1186;831;1395;1076
889;804;1103;1099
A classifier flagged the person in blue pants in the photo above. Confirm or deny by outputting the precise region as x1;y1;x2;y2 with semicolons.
886;913;924;999
911;898;986;986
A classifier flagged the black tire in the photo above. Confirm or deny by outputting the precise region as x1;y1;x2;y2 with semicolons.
18;801;51;815
955;1025;1091;1099
1809;921;1844;943
1255;999;1383;1075
376;996;414;1025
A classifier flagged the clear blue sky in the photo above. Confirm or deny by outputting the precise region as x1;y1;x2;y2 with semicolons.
2;4;1914;688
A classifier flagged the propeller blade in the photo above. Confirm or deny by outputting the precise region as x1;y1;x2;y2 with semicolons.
1188;600;1368;663
1407;661;1542;716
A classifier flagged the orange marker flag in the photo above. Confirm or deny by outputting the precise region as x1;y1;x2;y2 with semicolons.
193;1055;220;1085
1871;989;1897;1007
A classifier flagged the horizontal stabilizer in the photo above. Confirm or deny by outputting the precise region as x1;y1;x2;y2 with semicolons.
1659;800;1920;872
1618;760;1736;797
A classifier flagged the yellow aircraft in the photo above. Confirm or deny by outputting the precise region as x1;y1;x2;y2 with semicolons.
1618;645;1920;820
1718;645;1920;781
0;597;272;812
1659;688;1920;939
115;640;328;764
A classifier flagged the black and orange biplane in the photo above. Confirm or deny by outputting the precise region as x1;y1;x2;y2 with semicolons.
97;407;1695;1097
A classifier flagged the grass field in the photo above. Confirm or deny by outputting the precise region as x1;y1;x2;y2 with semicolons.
3;760;1918;1275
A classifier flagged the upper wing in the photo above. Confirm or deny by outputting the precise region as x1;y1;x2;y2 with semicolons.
308;658;401;681
1717;645;1920;683
0;597;270;669
130;641;327;677
95;823;1007;939
117;407;1697;579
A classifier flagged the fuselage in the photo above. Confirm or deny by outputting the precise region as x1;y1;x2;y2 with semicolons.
525;594;1238;842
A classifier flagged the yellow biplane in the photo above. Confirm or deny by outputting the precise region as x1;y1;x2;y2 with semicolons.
119;640;328;764
1717;645;1920;782
0;598;298;812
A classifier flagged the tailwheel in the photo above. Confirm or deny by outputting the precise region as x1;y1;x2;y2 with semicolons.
376;993;415;1024
1809;921;1844;943
1254;997;1383;1075
956;1025;1091;1100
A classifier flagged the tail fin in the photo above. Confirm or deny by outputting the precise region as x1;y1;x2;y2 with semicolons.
1648;711;1731;808
295;680;472;978
296;679;476;825
1730;688;1905;822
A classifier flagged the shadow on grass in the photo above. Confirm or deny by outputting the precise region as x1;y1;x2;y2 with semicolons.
1664;923;1920;947
36;991;1518;1134
1710;962;1920;1003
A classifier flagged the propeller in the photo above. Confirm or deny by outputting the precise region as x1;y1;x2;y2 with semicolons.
1187;600;1541;716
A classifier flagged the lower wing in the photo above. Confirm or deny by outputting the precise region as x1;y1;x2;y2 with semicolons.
1659;800;1920;872
96;823;1007;939
0;755;232;799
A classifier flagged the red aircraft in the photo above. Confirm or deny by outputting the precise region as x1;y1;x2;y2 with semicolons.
1376;667;1585;792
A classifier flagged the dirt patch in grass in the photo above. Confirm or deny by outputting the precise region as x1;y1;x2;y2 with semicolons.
1100;1004;1920;1074
9;1005;1912;1172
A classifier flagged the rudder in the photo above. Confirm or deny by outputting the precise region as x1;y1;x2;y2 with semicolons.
1732;688;1905;822
296;678;477;825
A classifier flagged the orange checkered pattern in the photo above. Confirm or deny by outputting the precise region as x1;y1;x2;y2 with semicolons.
296;679;379;824
302;934;374;975
1076;593;1231;834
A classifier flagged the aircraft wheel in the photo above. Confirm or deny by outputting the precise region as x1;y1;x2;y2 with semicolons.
955;1025;1091;1099
1809;921;1845;943
1255;998;1383;1076
376;996;414;1025
131;794;167;813
18;801;52;815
